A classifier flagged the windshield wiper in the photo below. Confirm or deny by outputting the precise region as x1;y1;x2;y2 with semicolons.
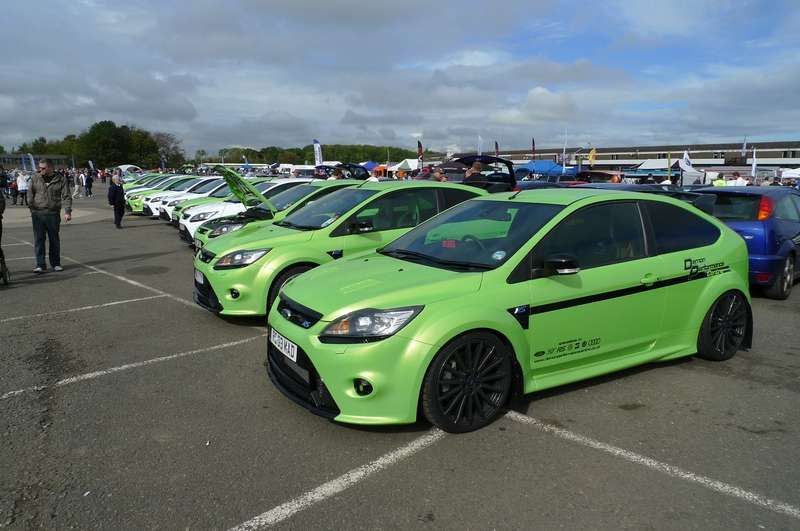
275;220;317;231
381;249;492;271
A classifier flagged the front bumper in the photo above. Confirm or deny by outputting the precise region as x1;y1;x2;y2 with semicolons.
266;301;429;425
192;255;274;316
193;270;224;313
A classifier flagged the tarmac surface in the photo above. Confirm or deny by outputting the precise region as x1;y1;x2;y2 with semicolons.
1;187;799;530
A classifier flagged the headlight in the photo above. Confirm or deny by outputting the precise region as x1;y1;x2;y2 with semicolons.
189;211;218;222
149;196;164;202
213;248;271;269
168;199;181;206
210;223;245;237
319;306;423;343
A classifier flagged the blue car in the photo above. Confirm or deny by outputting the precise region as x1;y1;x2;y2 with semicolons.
697;186;800;299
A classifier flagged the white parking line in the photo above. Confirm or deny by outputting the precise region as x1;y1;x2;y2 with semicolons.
0;295;167;324
229;428;445;531
0;335;265;401
12;238;197;309
506;410;800;520
2;243;30;247
3;256;36;261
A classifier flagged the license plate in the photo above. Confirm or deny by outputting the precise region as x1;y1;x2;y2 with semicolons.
194;269;204;285
194;239;203;249
270;328;298;362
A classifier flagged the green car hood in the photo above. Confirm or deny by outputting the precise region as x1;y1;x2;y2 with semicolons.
204;223;313;255
281;254;482;321
216;166;276;212
176;196;220;211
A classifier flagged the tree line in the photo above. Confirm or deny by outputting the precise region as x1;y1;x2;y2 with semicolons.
9;120;437;168
11;121;185;168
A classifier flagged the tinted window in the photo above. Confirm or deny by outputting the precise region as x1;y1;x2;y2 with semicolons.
791;195;800;218
440;187;480;210
533;202;646;270
210;184;231;198
646;201;720;254
191;179;222;194
351;189;438;231
775;196;800;222
281;188;378;230
707;193;760;220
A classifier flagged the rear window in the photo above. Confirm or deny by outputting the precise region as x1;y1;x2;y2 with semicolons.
707;193;761;220
645;201;720;254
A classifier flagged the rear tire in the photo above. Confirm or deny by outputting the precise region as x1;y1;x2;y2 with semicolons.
266;265;314;314
764;255;794;300
421;332;513;433
697;291;748;361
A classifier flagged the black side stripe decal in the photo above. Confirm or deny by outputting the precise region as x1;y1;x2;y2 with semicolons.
529;270;726;315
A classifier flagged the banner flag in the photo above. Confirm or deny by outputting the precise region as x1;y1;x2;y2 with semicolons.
28;153;36;171
679;150;694;173
751;147;757;178
417;140;424;167
313;139;323;166
667;152;672;180
588;147;597;167
477;135;483;156
494;141;499;157
531;137;536;160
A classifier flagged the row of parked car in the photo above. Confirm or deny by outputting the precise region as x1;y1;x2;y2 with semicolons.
121;157;798;432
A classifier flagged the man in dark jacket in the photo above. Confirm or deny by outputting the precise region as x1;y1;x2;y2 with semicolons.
108;175;125;228
27;159;72;273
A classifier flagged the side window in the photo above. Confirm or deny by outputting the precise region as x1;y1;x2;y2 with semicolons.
790;195;800;220
439;188;480;210
774;196;800;222
351;189;438;231
532;202;646;270
296;186;341;210
645;201;721;254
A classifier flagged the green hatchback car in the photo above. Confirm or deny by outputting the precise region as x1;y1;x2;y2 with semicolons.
193;181;486;316
266;189;753;432
193;179;362;249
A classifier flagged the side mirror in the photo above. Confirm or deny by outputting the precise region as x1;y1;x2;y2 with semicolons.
544;254;580;275
348;220;374;234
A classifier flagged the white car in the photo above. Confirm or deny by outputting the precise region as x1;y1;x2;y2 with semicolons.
142;177;211;218
154;178;223;221
178;178;311;242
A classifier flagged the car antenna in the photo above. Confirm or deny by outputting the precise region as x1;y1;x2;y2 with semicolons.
509;189;524;199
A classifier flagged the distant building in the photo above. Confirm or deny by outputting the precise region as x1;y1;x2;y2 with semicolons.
456;141;800;171
0;153;70;169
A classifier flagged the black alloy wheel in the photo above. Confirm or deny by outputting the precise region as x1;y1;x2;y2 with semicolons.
697;291;748;361
422;332;513;433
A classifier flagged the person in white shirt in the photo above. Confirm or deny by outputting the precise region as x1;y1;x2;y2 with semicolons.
16;172;29;206
731;171;748;186
73;172;85;198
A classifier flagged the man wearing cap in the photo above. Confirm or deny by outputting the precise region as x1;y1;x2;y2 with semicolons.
27;158;72;274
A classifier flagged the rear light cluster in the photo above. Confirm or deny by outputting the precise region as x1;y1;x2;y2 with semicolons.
757;196;774;220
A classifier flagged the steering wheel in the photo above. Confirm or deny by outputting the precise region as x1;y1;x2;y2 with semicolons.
461;235;486;252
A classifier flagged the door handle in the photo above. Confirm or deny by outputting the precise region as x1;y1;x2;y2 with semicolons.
640;274;658;285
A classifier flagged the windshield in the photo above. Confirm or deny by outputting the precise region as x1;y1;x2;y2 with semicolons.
191;179;222;194
170;178;201;192
256;184;317;212
278;188;378;230
381;200;563;271
210;184;231;198
706;193;761;220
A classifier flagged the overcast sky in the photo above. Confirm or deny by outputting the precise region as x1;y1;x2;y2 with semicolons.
2;0;798;154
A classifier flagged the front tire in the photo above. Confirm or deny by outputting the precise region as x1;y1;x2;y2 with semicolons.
697;291;748;361
421;332;513;433
764;255;794;300
266;265;314;314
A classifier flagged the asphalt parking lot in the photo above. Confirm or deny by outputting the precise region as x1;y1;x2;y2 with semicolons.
1;190;799;530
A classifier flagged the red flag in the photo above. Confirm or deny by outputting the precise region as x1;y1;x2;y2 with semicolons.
417;140;423;159
494;141;499;157
531;137;536;160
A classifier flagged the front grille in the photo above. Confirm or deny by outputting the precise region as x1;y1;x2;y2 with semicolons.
178;225;193;243
182;212;191;220
266;334;339;418
196;226;209;235
277;296;322;329
159;211;170;221
143;205;153;216
198;249;216;263
193;274;223;312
